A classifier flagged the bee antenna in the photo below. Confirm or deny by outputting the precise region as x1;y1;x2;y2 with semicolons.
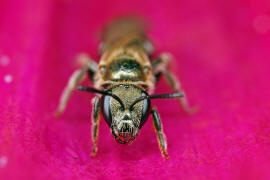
129;92;184;110
77;85;125;109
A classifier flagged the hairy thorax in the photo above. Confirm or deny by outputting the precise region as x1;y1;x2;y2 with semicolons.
94;47;155;92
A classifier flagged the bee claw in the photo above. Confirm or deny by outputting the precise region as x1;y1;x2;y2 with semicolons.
54;110;62;117
91;146;98;157
162;152;170;159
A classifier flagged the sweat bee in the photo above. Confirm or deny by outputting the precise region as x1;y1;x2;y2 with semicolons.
55;18;193;158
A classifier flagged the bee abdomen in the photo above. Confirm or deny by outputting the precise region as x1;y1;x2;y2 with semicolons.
101;18;147;52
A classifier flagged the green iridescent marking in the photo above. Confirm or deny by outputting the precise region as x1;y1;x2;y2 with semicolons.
112;59;141;72
105;58;144;81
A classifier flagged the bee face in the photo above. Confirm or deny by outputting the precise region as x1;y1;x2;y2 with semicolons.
101;84;150;144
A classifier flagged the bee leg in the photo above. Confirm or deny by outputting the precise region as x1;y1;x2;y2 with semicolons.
91;96;101;157
76;53;98;82
55;54;98;116
143;40;154;55
152;107;170;159
152;53;196;114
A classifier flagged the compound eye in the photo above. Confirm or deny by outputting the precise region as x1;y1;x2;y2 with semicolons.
139;92;151;128
102;95;112;127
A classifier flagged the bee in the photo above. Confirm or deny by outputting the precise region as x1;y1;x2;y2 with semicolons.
55;18;193;158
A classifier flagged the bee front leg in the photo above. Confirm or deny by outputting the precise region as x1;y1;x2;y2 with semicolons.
91;97;101;157
151;107;170;159
152;53;196;114
55;54;98;116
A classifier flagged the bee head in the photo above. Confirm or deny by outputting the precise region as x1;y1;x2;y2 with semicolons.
77;85;183;144
101;84;150;144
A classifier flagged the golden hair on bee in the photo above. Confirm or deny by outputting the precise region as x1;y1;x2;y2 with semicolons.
55;17;194;158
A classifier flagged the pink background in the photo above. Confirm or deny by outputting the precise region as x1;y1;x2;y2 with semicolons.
1;0;270;179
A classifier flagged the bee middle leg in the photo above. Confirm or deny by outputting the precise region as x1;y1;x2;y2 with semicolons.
91;96;101;157
151;107;170;159
152;53;196;114
55;54;98;116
